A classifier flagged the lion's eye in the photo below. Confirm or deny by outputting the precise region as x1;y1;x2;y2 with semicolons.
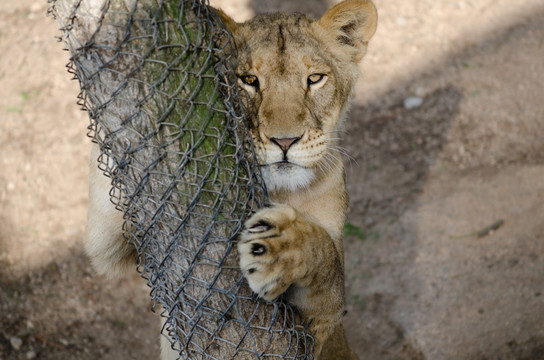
307;73;326;86
240;75;259;89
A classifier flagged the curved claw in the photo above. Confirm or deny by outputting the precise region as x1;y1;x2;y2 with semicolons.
247;220;273;233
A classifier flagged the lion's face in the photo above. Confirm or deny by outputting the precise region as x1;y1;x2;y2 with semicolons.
218;1;377;192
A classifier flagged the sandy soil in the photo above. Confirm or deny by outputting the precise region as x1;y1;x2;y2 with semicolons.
0;0;543;359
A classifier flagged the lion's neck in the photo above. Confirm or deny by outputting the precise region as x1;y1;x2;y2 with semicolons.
268;163;347;244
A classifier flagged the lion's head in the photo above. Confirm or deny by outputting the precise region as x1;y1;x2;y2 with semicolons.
218;0;377;192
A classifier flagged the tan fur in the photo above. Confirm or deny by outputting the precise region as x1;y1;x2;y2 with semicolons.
86;143;136;278
220;1;377;358
85;1;377;358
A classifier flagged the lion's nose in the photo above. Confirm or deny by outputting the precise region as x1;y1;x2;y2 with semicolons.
270;137;301;154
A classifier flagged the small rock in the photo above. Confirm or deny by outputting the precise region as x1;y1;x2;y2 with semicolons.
7;182;15;191
10;336;23;351
59;338;69;346
395;17;407;26
26;350;37;359
404;96;424;109
30;3;43;12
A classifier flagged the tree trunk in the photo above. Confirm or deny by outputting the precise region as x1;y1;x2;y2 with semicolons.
49;0;313;358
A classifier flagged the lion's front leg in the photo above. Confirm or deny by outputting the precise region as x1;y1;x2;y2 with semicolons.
238;204;345;356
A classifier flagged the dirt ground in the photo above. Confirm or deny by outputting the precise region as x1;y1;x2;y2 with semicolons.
0;0;543;359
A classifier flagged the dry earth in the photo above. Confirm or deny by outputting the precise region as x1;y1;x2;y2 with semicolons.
0;0;543;359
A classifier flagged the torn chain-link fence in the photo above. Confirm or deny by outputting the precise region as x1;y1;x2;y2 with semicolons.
48;0;314;358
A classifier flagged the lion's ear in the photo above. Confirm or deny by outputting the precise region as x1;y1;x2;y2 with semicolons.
318;0;377;62
214;8;239;35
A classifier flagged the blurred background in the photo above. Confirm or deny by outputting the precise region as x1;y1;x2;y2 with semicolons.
0;0;543;359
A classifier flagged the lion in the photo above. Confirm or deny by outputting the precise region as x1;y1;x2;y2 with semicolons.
85;1;377;359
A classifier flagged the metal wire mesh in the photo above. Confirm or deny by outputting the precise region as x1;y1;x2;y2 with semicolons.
48;0;314;358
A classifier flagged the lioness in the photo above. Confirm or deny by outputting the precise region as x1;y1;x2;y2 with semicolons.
85;0;377;359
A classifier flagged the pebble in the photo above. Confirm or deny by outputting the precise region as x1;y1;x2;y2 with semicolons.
404;96;424;109
395;17;407;27
59;338;69;346
30;3;43;12
10;336;23;351
26;350;37;359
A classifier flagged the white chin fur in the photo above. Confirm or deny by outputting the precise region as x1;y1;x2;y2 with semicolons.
261;163;315;192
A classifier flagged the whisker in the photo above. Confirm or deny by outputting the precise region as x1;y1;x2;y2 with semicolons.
328;147;359;169
329;147;354;160
321;153;343;173
323;129;347;136
316;159;328;174
325;152;342;165
319;155;335;173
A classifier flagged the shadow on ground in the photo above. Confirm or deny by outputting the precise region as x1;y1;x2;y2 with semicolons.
250;0;331;17
0;245;159;360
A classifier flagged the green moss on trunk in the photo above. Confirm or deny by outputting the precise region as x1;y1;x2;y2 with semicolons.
132;0;236;205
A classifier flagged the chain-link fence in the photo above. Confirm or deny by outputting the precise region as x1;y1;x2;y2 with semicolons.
48;0;313;358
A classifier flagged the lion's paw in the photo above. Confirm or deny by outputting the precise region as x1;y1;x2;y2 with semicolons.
238;204;308;301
